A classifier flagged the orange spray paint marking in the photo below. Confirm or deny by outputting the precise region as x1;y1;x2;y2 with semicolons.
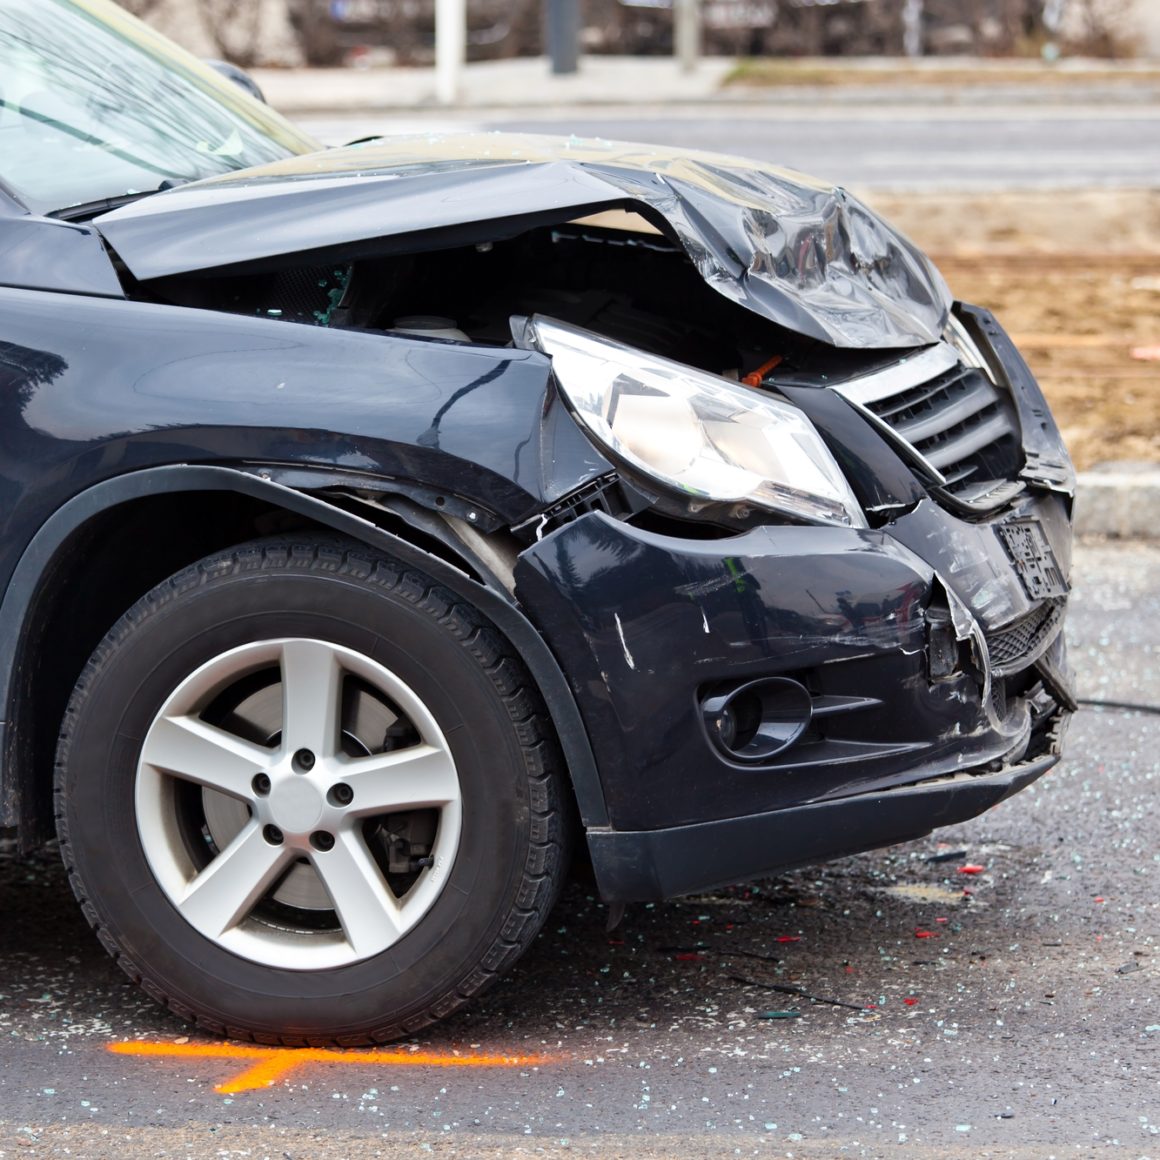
107;1041;557;1095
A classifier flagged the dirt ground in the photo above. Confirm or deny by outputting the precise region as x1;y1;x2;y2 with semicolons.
866;188;1160;469
724;59;1160;91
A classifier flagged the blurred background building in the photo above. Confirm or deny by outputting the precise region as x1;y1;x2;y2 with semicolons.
117;0;1159;67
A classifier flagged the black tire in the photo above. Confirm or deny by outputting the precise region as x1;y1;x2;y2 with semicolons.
54;536;571;1045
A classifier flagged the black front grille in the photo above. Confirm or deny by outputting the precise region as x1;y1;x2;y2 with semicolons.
865;364;1022;503
990;676;1008;720
986;598;1066;676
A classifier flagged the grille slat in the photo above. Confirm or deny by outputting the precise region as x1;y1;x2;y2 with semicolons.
918;408;1017;471
872;364;977;422
836;346;1023;506
889;377;1003;445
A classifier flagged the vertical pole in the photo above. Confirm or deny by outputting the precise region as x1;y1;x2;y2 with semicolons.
435;0;466;105
902;0;923;57
545;0;580;75
674;0;701;73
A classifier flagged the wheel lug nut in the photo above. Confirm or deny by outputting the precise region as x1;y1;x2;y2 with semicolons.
293;748;315;772
252;773;271;796
263;824;284;845
310;831;335;852
328;783;353;807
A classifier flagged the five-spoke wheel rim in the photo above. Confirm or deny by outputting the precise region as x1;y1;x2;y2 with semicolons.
136;639;462;969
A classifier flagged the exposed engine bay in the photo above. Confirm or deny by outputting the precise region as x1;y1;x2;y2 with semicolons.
142;214;911;390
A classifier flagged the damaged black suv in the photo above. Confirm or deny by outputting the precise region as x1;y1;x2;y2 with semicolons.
0;0;1074;1043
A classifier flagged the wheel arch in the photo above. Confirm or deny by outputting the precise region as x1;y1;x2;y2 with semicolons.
0;465;607;849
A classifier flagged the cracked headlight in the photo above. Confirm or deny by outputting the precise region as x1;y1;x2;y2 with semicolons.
515;315;866;529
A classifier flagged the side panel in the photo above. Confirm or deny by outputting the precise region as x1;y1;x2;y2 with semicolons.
0;287;610;599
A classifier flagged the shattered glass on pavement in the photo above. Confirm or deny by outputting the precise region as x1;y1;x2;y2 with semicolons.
1;546;1157;1155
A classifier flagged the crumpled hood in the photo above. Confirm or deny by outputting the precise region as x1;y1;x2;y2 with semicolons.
94;132;952;349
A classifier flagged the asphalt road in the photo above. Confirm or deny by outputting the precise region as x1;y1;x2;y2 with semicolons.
1;540;1157;1158
298;105;1160;190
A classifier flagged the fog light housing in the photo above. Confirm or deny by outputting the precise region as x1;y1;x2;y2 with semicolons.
701;678;813;764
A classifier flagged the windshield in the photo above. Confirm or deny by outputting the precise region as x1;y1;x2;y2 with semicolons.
0;0;319;214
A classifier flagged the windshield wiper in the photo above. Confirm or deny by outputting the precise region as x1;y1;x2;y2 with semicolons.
49;179;189;223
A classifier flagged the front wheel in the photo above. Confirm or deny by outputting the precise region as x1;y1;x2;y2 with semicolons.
55;537;571;1044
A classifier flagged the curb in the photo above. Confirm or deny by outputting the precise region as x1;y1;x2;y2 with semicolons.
264;87;1160;115
250;63;1160;117
1074;464;1160;539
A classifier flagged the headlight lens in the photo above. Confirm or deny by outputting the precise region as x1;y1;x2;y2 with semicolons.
516;316;866;529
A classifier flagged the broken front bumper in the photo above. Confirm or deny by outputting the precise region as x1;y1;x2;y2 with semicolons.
585;752;1060;901
514;485;1073;901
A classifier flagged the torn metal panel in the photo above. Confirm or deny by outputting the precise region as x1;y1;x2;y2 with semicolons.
886;492;1072;633
93;133;952;349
